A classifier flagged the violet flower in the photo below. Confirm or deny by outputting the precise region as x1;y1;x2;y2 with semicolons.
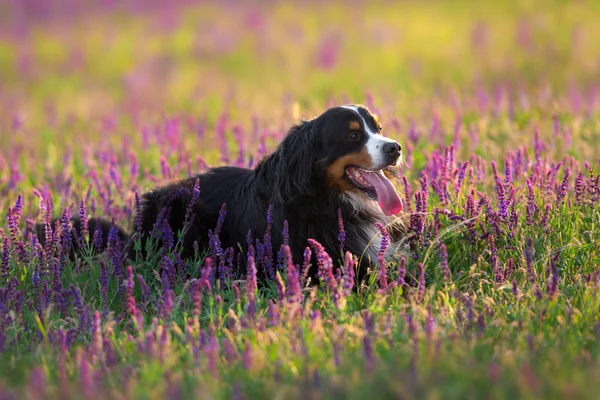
79;200;88;245
575;172;585;206
397;257;406;287
337;208;346;252
540;204;551;228
308;239;340;306
456;161;469;195
7;207;19;243
282;220;289;246
376;222;389;290
556;168;570;206
401;176;412;212
134;192;142;233
439;243;451;282
246;254;257;295
282;245;302;304
263;205;274;279
1;230;9;280
525;179;538;225
125;266;142;328
160;270;173;319
341;251;355;295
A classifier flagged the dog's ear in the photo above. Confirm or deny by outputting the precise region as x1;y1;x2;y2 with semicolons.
271;119;321;203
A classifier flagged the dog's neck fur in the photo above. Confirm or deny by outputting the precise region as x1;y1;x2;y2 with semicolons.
341;191;406;263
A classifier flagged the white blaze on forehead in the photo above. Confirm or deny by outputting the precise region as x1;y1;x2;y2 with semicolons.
340;105;400;169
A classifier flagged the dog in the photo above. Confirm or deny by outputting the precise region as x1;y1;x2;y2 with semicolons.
135;104;408;282
38;105;409;284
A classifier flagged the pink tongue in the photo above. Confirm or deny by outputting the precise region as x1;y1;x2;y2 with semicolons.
362;170;403;216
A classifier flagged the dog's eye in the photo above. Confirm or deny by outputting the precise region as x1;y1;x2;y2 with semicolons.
378;125;383;131
348;132;360;140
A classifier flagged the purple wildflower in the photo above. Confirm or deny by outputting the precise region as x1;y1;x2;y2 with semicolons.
525;239;536;285
78;200;88;244
125;266;142;328
136;274;152;309
526;179;537;225
504;156;513;185
397;257;406;287
134;192;143;233
575;172;585;206
209;204;227;262
183;178;201;232
376;222;389;290
456;161;469;195
263;205;274;279
162;255;176;290
52;258;65;315
13;194;23;223
341;251;355;295
556;168;570;205
191;280;202;319
93;220;104;252
7;207;19;243
411;192;425;238
301;246;312;285
420;175;428;197
160;270;173;319
282;245;301;304
546;252;560;299
282;220;289;246
439;243;451;282
512;280;519;298
59;206;73;256
494;177;508;220
337;208;346;252
107;224;123;289
161;219;174;252
402;176;412;211
70;284;84;312
308;239;340;306
246;254;257;294
1;230;9;280
540;204;551;228
267;300;280;326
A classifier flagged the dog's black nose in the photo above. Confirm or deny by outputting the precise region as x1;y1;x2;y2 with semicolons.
383;142;402;156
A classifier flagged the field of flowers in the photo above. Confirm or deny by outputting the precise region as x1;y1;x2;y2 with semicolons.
1;0;600;398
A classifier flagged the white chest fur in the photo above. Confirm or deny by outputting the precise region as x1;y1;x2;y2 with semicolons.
342;192;404;263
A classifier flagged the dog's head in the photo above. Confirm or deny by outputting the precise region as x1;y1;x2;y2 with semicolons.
275;104;403;216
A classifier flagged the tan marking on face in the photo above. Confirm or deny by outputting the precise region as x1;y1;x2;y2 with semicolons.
325;147;373;192
349;120;360;131
372;114;381;129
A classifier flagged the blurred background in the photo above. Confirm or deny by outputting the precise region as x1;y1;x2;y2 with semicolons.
0;0;599;211
1;0;598;119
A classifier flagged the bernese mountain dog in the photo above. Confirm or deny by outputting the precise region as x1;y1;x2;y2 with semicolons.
40;105;409;283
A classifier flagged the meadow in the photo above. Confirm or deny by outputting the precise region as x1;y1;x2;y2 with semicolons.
1;0;600;398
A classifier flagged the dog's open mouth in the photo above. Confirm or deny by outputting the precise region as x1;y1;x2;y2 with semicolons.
345;167;403;216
